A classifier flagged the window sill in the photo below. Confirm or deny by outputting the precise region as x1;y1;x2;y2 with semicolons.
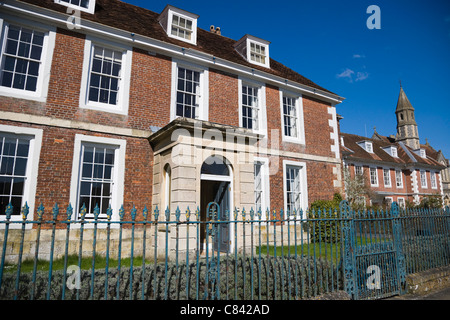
80;102;128;116
0;88;46;103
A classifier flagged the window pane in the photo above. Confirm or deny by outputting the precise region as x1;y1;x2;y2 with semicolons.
82;163;92;178
0;157;14;175
13;158;27;176
13;73;26;89
0;177;12;195
80;181;91;196
12;178;24;195
5;39;18;55
25;76;37;91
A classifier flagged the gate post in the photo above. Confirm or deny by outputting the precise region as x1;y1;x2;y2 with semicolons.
391;202;406;294
340;200;356;299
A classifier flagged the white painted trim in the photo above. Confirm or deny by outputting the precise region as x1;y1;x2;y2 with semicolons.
279;89;305;145
254;156;270;220
54;0;96;14
246;36;270;69
238;76;267;136
397;197;405;208
0;124;43;227
369;166;379;187
69;134;126;225
430;171;438;189
1;0;344;105
166;8;198;46
328;106;340;159
420;170;428;189
395;169;403;189
0;15;56;102
170;59;209;122
282;160;308;221
79;35;132;115
383;168;392;188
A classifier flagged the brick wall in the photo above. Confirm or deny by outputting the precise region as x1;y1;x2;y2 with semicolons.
0;119;153;222
0;25;341;217
208;68;239;126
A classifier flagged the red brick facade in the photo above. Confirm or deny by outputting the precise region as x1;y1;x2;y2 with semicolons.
0;1;344;222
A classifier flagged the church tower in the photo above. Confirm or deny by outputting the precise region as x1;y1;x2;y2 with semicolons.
395;85;420;150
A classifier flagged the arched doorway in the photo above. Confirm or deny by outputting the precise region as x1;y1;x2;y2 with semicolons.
200;155;232;253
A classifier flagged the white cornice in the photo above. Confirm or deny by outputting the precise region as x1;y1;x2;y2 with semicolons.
2;0;345;105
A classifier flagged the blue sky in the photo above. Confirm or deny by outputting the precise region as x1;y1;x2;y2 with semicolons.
127;0;450;158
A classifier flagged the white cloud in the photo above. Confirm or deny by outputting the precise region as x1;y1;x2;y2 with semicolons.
353;54;365;59
336;68;369;83
356;71;369;82
336;68;355;82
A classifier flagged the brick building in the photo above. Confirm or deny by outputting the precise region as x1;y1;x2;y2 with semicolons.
340;86;446;208
0;0;344;253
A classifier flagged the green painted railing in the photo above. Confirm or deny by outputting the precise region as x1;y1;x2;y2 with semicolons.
0;201;449;300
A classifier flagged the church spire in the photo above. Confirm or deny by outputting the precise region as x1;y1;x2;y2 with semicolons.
395;85;420;149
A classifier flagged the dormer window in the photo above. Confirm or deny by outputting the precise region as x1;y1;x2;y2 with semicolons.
357;141;373;153
54;0;96;14
382;146;398;158
234;35;270;68
159;5;198;45
414;148;426;158
250;42;266;65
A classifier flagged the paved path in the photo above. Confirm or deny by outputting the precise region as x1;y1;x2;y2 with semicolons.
386;286;450;300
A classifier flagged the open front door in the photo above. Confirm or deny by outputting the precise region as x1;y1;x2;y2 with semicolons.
213;181;230;253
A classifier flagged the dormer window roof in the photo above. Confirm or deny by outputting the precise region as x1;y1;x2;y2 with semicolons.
382;146;398;158
54;0;95;14
357;140;373;153
234;35;270;68
158;5;198;45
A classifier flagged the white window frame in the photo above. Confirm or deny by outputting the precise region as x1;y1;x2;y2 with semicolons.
383;168;392;188
355;165;363;176
279;89;305;144
391;147;398;158
254;157;270;220
420;170;427;188
170;59;208;121
385;197;393;207
238;77;267;136
166;8;198;45
431;171;437;189
397;197;405;208
0;124;43;226
69;134;126;225
79;35;132;115
246;36;270;68
54;0;96;14
283;160;308;220
395;169;403;188
369;167;378;187
0;17;56;102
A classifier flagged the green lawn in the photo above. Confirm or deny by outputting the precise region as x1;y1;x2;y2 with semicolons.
257;236;387;262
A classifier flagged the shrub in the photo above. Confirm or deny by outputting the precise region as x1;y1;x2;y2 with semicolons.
307;193;343;243
0;255;342;300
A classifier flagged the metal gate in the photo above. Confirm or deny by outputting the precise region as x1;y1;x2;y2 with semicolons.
341;201;406;300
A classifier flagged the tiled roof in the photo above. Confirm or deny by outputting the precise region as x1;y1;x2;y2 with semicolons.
18;0;337;96
340;132;445;169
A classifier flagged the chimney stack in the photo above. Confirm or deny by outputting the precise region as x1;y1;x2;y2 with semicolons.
210;25;221;35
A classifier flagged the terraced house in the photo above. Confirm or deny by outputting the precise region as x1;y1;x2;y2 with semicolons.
0;0;344;254
340;86;446;208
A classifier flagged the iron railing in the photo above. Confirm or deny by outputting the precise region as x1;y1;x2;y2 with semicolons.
0;202;449;300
